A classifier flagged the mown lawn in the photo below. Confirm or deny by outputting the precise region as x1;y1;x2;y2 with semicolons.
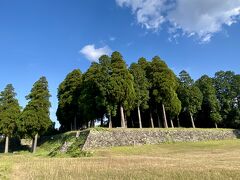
1;139;240;180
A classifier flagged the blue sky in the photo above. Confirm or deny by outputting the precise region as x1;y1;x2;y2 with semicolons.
0;0;240;128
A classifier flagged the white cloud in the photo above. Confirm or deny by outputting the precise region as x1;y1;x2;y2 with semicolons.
109;37;116;41
116;0;169;29
80;44;112;62
168;0;240;42
116;0;240;42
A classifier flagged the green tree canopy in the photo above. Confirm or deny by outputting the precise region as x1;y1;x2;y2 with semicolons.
56;69;82;131
0;84;21;153
196;75;222;128
149;56;179;128
79;62;106;127
129;62;150;128
0;84;21;136
177;70;203;128
109;51;135;127
19;77;51;153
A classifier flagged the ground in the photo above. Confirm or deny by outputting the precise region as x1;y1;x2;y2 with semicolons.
0;139;240;180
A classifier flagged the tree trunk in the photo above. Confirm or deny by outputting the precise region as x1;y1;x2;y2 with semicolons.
190;113;195;128
109;114;112;128
131;117;134;128
177;116;180;127
100;117;103;127
150;111;154;128
32;133;38;153
124;112;128;128
4;135;9;153
90;120;95;128
74;116;77;130
137;106;142;128
162;104;168;128
215;123;218;128
86;121;89;128
170;119;174;128
120;105;125;128
156;112;161;128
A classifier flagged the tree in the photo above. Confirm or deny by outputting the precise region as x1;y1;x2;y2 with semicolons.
213;71;237;127
129;62;150;128
196;75;222;128
79;62;107;127
166;93;181;128
18;77;51;153
0;84;21;153
56;69;82;131
97;55;117;128
177;70;203;128
109;51;135;127
178;70;194;87
149;56;179;128
138;57;155;128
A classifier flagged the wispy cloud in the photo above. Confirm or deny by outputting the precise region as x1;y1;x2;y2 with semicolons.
116;0;240;42
109;37;116;41
80;44;112;62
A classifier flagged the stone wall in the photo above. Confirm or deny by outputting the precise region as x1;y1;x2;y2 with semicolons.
81;128;240;150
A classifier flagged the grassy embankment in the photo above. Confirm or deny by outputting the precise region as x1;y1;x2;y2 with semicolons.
0;129;240;180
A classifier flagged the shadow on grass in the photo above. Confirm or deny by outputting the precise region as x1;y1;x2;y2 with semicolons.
0;138;30;153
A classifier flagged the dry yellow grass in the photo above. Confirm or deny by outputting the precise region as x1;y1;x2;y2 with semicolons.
1;140;240;180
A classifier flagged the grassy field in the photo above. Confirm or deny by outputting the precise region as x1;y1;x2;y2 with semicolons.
0;139;240;180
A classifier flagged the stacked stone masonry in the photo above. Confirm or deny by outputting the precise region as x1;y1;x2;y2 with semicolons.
81;129;240;150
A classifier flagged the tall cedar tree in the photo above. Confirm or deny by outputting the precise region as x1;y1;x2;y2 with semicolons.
97;55;118;128
79;62;106;127
129;62;150;128
19;77;51;153
167;93;181;128
177;70;203;128
214;71;240;128
110;51;135;127
0;84;21;153
138;57;155;127
149;56;179;128
196;75;222;128
56;69;82;131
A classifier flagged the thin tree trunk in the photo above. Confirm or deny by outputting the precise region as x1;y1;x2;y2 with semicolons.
124;112;128;128
131;117;134;128
170;119;174;128
156;112;161;128
137;106;142;128
4;135;9;153
70;122;72;131
120;105;125;128
90;120;95;128
162;104;168;128
215;123;218;128
190;113;195;128
100;117;103;127
32;133;38;153
74;116;77;130
177;116;180;127
108;114;112;128
150;111;154;128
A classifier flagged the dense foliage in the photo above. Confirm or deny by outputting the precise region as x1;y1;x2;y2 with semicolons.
0;84;21;152
55;51;240;130
0;51;239;152
18;77;52;152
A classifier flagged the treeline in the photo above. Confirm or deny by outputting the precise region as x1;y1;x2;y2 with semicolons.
57;51;240;131
0;51;239;153
0;77;52;153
